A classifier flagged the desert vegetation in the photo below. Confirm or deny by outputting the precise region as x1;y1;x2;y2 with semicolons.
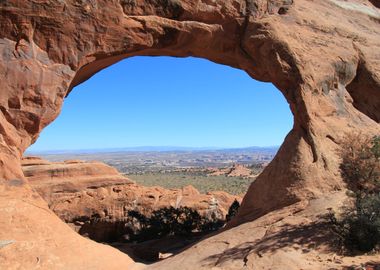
226;199;240;222
79;201;240;245
328;134;380;253
125;206;225;242
126;199;240;243
128;171;255;195
35;149;269;195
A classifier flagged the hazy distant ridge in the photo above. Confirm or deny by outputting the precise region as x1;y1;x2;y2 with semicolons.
27;145;279;155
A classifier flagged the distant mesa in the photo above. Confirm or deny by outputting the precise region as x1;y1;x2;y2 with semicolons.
207;164;261;178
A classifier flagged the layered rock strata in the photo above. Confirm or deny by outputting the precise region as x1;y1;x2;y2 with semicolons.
0;0;380;269
22;157;240;242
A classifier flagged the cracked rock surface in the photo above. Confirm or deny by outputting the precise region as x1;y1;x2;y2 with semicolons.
0;0;379;269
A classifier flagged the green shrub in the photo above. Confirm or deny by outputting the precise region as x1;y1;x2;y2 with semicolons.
125;206;224;242
339;134;379;193
329;193;380;252
226;199;240;222
329;135;380;253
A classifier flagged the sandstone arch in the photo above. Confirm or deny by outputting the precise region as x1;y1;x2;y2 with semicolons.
0;0;379;269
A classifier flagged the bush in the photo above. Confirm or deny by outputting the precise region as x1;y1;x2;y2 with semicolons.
329;135;380;253
226;199;240;222
122;199;244;243
148;206;202;237
125;206;225;242
329;193;380;252
339;134;379;193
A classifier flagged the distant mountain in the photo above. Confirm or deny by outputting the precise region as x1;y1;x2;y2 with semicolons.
26;145;279;155
216;146;279;152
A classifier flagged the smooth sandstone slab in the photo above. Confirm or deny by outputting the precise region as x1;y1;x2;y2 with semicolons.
0;0;379;269
21;158;240;237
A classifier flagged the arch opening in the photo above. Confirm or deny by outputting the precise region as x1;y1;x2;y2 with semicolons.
25;56;293;262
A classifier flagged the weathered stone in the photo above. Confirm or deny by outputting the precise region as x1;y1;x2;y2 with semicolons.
0;0;379;269
21;157;240;243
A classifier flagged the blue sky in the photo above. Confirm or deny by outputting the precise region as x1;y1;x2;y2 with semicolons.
28;56;293;152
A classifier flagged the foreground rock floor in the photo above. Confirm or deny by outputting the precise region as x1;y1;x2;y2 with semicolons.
1;179;380;269
146;191;380;270
1;0;380;268
3;164;380;270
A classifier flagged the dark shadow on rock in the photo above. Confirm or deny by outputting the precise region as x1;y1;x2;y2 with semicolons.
343;262;380;270
111;234;207;264
202;219;337;267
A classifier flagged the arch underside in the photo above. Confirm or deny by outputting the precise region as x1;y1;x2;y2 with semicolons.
0;0;379;269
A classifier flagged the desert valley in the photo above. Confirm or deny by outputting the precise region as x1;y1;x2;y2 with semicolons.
22;147;270;263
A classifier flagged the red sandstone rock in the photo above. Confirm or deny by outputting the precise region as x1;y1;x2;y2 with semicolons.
20;158;241;245
0;0;379;269
21;158;240;227
208;164;255;178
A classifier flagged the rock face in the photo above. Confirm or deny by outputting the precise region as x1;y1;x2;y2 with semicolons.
22;157;240;242
22;157;129;184
0;0;379;269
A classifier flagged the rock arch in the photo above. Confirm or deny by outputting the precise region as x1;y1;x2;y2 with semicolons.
0;0;379;268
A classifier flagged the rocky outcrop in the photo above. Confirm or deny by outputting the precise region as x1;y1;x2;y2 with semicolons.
22;157;240;242
208;164;256;178
0;0;380;269
149;191;380;270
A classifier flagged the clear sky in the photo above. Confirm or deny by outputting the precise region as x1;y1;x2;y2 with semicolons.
27;56;293;152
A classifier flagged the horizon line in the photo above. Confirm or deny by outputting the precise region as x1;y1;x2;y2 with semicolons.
26;145;280;154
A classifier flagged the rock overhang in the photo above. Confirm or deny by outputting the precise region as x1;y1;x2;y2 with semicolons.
0;0;379;269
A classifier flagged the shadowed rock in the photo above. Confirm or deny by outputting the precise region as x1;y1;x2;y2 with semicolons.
22;157;240;242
